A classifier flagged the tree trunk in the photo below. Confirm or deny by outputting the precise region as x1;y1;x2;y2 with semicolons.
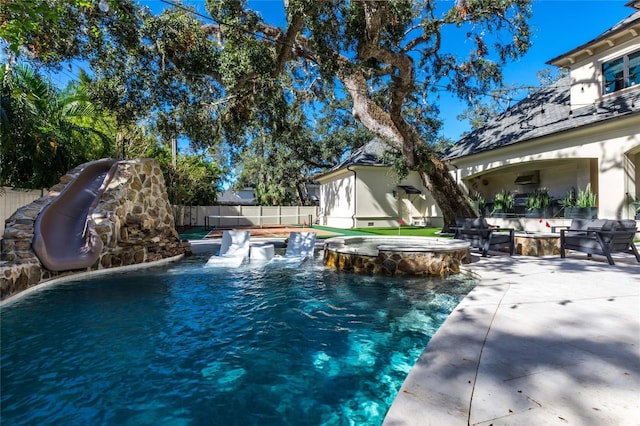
418;155;477;231
295;181;306;205
334;5;476;231
340;69;476;231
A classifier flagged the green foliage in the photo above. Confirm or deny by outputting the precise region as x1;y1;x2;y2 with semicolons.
1;5;228;201
0;0;141;64
576;183;596;208
0;63;114;189
1;0;534;219
468;191;486;214
493;189;514;211
170;154;224;206
235;98;375;205
126;138;224;206
526;188;552;210
558;190;576;208
559;184;596;208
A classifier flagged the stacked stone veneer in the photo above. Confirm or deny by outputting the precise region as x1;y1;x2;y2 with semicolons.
1;158;191;301
514;234;561;256
324;247;471;276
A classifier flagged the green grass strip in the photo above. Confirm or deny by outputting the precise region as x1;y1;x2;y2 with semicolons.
352;226;447;237
311;225;375;237
178;226;210;240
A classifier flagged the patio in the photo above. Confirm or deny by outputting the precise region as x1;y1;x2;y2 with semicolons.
384;251;640;425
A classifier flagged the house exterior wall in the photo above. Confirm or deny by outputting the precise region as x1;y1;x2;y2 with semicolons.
445;9;640;225
352;167;398;227
570;37;639;109
451;114;640;219
318;169;356;228
397;171;443;227
630;150;640;217
318;166;443;228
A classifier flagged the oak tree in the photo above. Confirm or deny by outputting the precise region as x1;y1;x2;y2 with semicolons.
3;0;533;224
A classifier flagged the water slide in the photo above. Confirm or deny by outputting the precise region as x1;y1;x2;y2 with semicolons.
32;159;119;271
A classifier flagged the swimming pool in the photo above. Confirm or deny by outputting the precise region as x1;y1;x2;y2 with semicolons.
0;253;476;425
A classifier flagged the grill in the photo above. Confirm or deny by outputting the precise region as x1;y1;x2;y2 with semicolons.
513;193;529;216
513;193;529;207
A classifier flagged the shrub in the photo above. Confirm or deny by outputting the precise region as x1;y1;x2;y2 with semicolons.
576;183;597;207
493;189;514;211
526;188;552;210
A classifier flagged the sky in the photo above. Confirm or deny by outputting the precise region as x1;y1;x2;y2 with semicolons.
41;0;637;141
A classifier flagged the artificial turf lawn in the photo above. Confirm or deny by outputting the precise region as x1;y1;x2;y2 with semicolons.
351;226;446;237
178;225;447;240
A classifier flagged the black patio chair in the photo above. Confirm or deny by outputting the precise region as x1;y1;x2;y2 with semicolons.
560;219;640;265
454;217;515;257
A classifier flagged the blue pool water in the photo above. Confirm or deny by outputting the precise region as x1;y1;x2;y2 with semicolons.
1;253;476;425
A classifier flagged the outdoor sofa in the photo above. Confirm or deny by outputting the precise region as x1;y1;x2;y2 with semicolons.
454;217;515;257
560;219;640;265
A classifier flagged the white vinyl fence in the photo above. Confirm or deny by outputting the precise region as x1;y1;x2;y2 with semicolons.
1;187;318;239
1;187;46;238
173;205;319;228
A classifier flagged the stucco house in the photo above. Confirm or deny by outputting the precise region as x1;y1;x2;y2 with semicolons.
444;3;640;224
316;139;442;228
319;3;640;229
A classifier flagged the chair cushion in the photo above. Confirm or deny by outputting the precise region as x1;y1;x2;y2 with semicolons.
599;220;615;231
489;234;511;245
570;219;606;230
458;217;489;229
564;236;602;251
611;220;637;231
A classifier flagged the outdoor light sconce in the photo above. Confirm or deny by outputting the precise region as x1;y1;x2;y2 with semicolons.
392;190;397;199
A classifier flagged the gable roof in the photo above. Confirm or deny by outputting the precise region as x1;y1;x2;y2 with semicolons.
444;9;640;162
548;10;640;67
442;77;640;161
328;138;393;172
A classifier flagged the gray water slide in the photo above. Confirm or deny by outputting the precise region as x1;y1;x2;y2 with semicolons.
32;159;119;271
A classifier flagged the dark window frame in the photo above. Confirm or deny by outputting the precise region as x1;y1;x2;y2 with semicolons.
603;50;640;94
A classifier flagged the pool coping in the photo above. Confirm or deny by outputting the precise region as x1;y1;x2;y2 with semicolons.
382;249;640;425
0;254;185;308
323;235;470;255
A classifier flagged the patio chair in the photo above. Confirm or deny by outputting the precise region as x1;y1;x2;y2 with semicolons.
560;219;640;265
270;231;317;265
454;217;515;257
206;230;251;267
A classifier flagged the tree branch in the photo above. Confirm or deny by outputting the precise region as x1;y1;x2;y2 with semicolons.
270;13;305;77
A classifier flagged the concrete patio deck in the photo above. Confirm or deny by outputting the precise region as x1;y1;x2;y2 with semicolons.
383;250;640;425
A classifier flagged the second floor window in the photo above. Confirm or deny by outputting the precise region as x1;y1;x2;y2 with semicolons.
603;50;640;94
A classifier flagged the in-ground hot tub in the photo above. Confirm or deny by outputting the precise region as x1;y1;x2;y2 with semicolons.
323;236;471;276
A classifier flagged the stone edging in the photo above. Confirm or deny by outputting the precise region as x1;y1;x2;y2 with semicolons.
0;254;185;308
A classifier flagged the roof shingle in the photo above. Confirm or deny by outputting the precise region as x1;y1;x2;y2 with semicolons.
442;77;640;161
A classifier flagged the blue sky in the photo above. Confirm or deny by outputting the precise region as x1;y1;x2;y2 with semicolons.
41;0;636;141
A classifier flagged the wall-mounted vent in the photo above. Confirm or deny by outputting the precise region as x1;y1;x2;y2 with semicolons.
514;171;539;185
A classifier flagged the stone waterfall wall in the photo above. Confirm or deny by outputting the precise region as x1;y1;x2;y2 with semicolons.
1;158;191;301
